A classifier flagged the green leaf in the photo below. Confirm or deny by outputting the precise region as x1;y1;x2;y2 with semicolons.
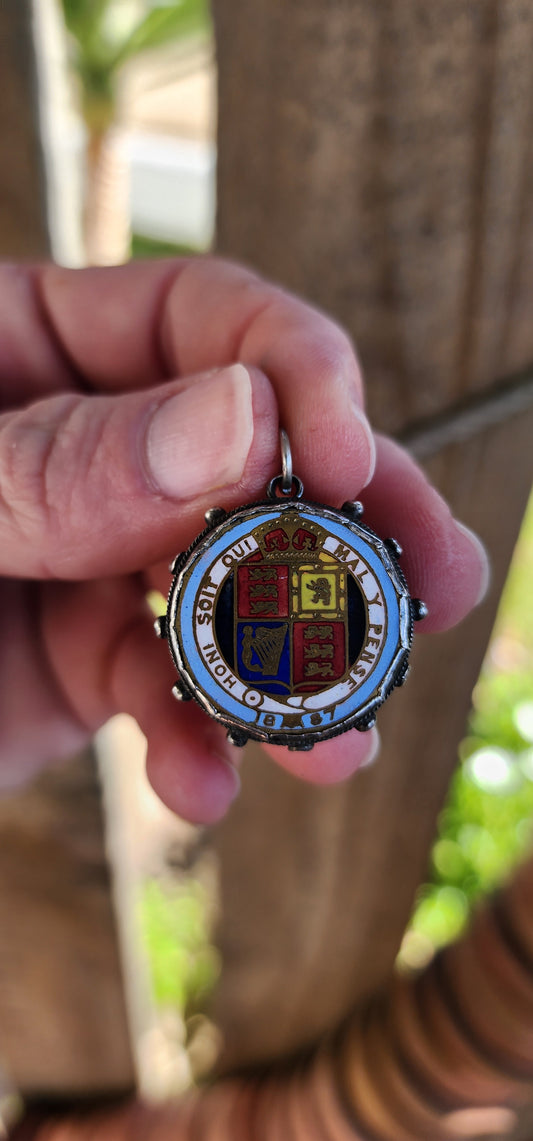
60;0;112;46
112;1;209;69
401;487;533;966
59;0;210;121
140;878;220;1015
60;0;122;101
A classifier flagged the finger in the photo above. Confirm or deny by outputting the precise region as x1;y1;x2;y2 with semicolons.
41;575;378;820
41;576;242;824
0;264;77;408
160;259;374;503
262;727;381;784
112;620;243;825
361;435;490;632
0;364;278;578
38;259;375;503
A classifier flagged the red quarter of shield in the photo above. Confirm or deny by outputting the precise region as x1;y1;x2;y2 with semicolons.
293;621;346;692
237;564;289;619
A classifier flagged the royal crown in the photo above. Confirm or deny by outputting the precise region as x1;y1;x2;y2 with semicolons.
252;510;329;562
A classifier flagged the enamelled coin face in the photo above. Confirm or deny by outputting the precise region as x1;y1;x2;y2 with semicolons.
157;499;423;751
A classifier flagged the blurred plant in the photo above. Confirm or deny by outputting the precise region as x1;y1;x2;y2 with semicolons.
131;231;194;259
60;0;209;261
400;491;533;970
140;877;220;1016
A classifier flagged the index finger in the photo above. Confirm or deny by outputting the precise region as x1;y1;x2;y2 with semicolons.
37;258;375;504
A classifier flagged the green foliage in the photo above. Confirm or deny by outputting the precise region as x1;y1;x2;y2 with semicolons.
60;0;209;127
140;878;220;1014
131;232;197;259
113;1;208;67
401;491;533;968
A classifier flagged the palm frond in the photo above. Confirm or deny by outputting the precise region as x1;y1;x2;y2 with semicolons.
59;0;209;128
111;1;209;69
61;0;112;45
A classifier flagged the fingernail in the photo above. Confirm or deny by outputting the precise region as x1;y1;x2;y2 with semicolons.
146;364;254;499
206;755;242;820
454;521;491;606
215;754;242;794
360;728;381;769
351;401;376;489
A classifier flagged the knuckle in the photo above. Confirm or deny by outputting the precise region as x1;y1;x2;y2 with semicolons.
310;323;356;379
293;320;362;414
276;294;362;395
0;394;82;550
317;319;360;382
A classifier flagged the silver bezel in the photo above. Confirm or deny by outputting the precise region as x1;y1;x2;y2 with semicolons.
165;500;414;749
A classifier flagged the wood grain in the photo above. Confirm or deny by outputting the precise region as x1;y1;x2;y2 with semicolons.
0;0;50;259
0;1;134;1098
212;0;533;1086
0;752;135;1095
215;0;533;436
11;857;533;1138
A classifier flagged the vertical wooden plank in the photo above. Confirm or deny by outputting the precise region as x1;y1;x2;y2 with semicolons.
215;0;533;435
0;754;134;1095
212;0;533;1073
0;0;49;259
0;1;134;1097
509;1105;533;1140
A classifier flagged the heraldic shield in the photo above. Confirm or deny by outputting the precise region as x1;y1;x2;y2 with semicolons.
213;513;368;699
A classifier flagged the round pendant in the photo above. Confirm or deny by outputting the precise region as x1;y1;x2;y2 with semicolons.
155;435;426;751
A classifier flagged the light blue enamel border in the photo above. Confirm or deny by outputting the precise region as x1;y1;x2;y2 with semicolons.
174;507;402;731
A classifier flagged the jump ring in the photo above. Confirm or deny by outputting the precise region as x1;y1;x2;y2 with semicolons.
280;428;293;494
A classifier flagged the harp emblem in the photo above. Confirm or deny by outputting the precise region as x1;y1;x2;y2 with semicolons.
241;624;289;675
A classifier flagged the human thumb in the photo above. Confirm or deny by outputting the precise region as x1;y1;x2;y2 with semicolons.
0;364;278;579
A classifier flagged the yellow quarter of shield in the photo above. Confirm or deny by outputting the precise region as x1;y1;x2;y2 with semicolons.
299;571;338;612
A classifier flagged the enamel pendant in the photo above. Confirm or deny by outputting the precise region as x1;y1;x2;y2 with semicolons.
155;432;427;751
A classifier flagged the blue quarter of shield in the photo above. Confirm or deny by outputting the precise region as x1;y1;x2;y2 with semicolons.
236;621;291;693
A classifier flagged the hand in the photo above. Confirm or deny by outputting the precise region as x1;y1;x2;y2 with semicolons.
0;258;489;822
